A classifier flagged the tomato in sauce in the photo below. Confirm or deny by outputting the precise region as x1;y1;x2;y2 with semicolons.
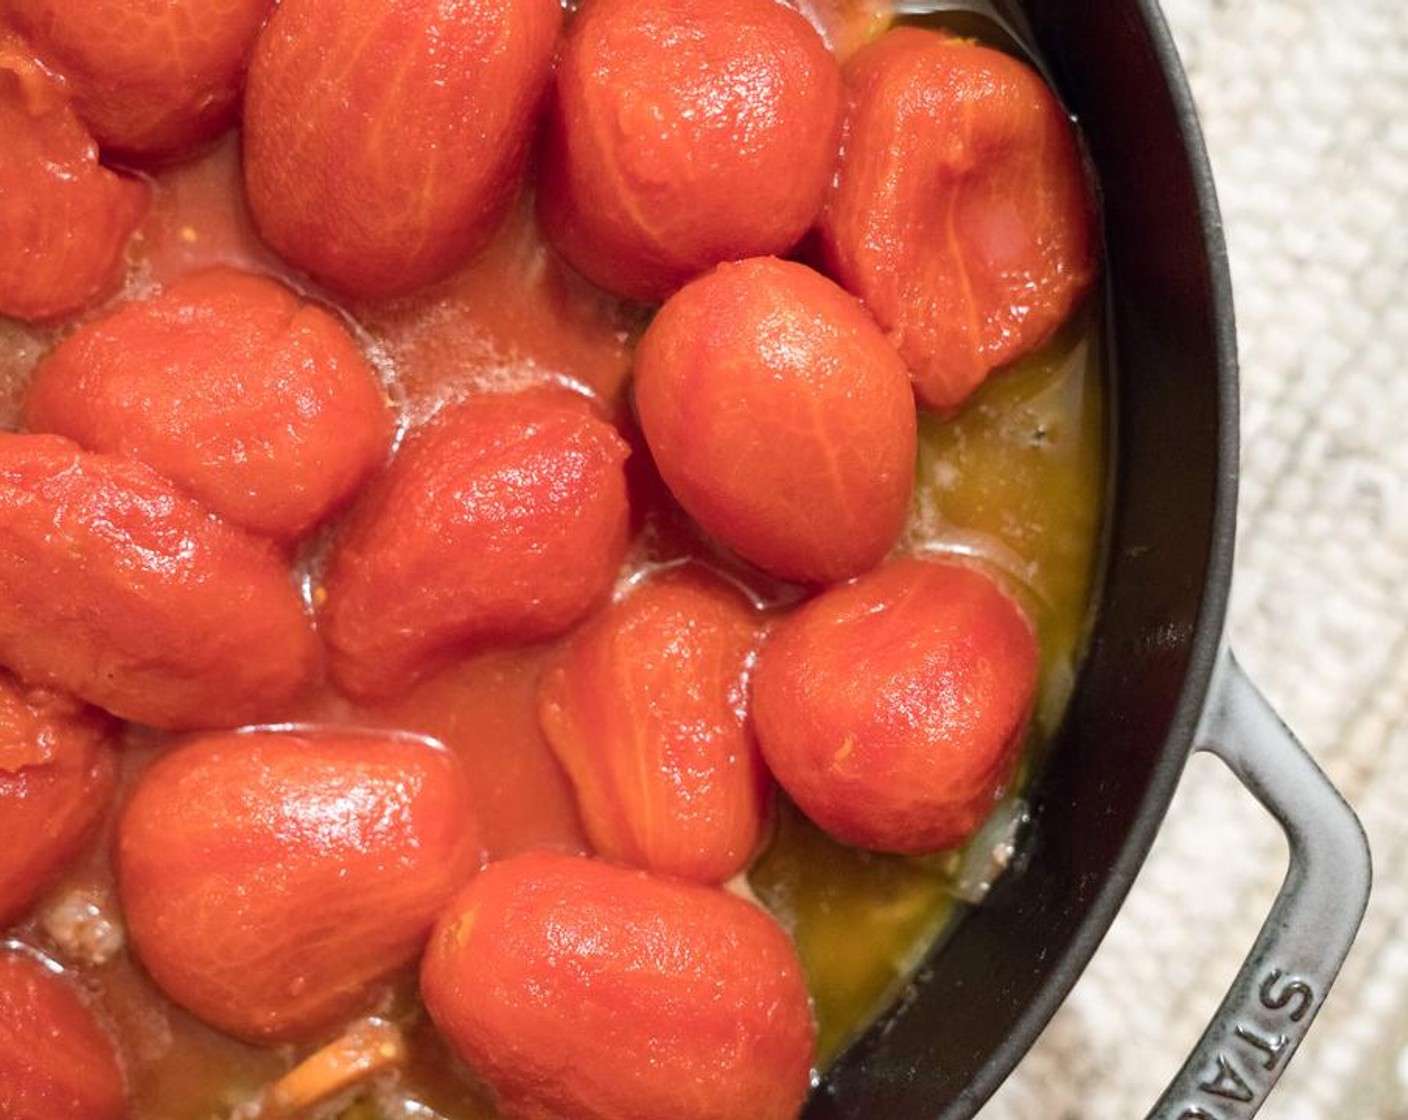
0;1;1105;1115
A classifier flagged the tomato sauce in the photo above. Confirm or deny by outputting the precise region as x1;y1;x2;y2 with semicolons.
0;7;1106;1116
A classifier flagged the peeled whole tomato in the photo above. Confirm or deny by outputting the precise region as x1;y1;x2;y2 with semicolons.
538;566;771;883
25;268;393;542
539;0;842;301
0;949;126;1120
634;257;916;584
0;671;116;927
0;36;148;322
819;28;1097;413
752;556;1039;854
0;434;318;731
2;0;274;159
321;388;631;701
118;730;483;1042
422;851;815;1120
243;0;561;298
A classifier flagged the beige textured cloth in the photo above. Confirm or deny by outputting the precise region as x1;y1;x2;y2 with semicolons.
982;1;1408;1117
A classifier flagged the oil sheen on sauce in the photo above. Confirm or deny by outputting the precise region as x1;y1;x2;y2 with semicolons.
0;17;1105;1120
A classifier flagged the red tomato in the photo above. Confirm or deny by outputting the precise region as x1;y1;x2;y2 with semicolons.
422;851;815;1120
0;433;318;731
3;0;273;159
538;566;771;883
243;0;561;298
0;672;116;927
25;267;393;542
118;729;482;1042
634;257;916;584
539;0;842;302
752;557;1039;853
322;388;630;701
818;28;1098;413
0;949;126;1120
0;36;148;322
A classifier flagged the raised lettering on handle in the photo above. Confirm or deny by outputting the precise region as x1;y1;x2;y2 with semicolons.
1148;655;1370;1120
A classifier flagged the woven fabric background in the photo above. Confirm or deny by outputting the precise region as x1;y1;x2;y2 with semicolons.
982;1;1408;1116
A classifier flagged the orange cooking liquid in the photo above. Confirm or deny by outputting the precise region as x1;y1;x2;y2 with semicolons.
0;13;1106;1113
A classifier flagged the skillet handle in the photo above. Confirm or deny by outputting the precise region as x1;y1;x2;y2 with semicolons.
1145;651;1371;1120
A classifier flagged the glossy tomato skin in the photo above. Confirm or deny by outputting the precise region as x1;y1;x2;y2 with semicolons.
118;729;482;1043
0;434;318;731
322;389;631;701
0;37;148;322
634;257;917;584
0;949;126;1120
243;0;561;299
3;0;272;159
752;557;1039;854
538;566;770;883
0;672;117;927
818;28;1098;414
539;0;842;302
25;268;393;542
422;851;815;1120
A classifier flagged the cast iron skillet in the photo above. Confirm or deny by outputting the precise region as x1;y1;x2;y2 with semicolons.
805;2;1373;1117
